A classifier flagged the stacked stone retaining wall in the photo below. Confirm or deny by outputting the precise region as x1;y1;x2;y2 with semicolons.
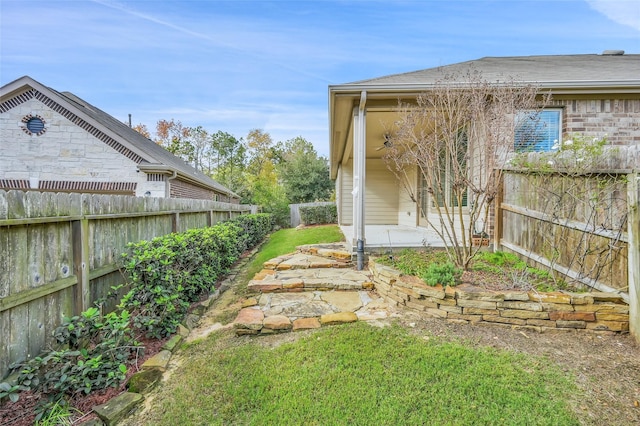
370;262;629;334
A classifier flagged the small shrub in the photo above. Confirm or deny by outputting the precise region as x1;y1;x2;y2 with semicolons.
299;204;337;226
377;248;449;277
420;262;461;287
34;398;78;425
2;307;141;411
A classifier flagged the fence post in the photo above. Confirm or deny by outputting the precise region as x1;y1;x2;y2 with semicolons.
628;172;640;342
172;212;180;233
72;219;90;314
493;172;504;251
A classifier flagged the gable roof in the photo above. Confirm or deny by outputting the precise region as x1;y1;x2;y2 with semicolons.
0;76;239;198
335;53;640;92
328;53;640;179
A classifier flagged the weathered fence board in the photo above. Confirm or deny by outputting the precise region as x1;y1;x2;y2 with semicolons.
0;190;251;378
498;167;640;343
628;172;640;341
498;171;631;298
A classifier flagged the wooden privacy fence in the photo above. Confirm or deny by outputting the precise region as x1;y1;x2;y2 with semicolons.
0;190;251;379
495;169;639;339
289;201;335;227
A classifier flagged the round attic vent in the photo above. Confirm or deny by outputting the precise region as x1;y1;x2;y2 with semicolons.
21;114;47;136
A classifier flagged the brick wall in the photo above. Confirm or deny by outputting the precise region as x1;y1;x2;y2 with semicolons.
170;178;216;200
552;98;640;145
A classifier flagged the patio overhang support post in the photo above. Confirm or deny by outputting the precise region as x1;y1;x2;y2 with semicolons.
353;91;367;270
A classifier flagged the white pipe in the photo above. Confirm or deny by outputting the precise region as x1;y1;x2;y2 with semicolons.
356;90;367;269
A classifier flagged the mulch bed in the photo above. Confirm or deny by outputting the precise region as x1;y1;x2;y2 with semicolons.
0;335;167;426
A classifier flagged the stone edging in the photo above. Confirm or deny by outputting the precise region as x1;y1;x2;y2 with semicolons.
370;261;629;334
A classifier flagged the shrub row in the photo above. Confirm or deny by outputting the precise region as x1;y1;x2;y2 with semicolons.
299;203;337;226
120;213;274;338
1;213;273;415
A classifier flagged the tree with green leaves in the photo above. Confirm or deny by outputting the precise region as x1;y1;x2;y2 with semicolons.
278;137;333;203
208;130;247;195
243;129;289;224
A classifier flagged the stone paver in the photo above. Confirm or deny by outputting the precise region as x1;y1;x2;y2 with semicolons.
292;317;321;331
233;308;265;331
263;315;292;331
320;312;358;325
237;244;394;337
141;350;172;372
321;291;363;312
282;300;336;318
93;392;143;426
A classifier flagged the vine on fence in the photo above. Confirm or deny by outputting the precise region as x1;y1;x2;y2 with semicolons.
507;135;628;291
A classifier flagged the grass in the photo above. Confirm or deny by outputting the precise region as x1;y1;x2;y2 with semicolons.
211;224;345;317
138;322;580;426
238;225;344;295
379;248;582;292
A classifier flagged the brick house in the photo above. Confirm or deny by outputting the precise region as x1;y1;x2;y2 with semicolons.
0;76;239;202
328;52;640;249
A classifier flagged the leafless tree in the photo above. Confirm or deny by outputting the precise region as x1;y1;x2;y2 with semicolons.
383;70;549;269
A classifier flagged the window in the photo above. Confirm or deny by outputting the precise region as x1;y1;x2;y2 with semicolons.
419;130;468;216
515;109;561;152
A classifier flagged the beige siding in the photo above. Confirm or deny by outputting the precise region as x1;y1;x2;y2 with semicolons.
398;166;418;226
1;98;142;191
339;163;353;225
365;161;398;224
338;160;401;225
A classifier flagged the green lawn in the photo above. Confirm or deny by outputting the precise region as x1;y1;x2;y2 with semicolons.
134;225;581;425
139;323;580;426
244;224;344;285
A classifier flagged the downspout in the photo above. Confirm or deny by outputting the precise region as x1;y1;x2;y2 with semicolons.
356;90;367;270
166;170;178;198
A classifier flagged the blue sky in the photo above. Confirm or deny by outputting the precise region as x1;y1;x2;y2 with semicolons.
1;0;638;157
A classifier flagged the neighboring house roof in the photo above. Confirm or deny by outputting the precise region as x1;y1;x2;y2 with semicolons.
0;76;239;199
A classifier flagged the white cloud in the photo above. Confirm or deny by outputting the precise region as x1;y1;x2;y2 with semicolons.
587;0;640;31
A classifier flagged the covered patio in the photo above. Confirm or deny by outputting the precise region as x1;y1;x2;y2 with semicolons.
339;224;447;252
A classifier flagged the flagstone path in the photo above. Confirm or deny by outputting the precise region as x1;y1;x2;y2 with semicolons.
233;243;397;335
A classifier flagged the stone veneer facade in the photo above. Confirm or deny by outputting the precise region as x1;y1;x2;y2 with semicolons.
0;96;167;197
370;261;629;334
1;89;235;201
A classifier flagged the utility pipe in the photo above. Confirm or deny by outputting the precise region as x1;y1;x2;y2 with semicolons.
356;90;367;270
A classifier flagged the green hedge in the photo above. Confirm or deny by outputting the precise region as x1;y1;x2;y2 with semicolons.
299;204;337;226
120;213;273;338
1;213;274;415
